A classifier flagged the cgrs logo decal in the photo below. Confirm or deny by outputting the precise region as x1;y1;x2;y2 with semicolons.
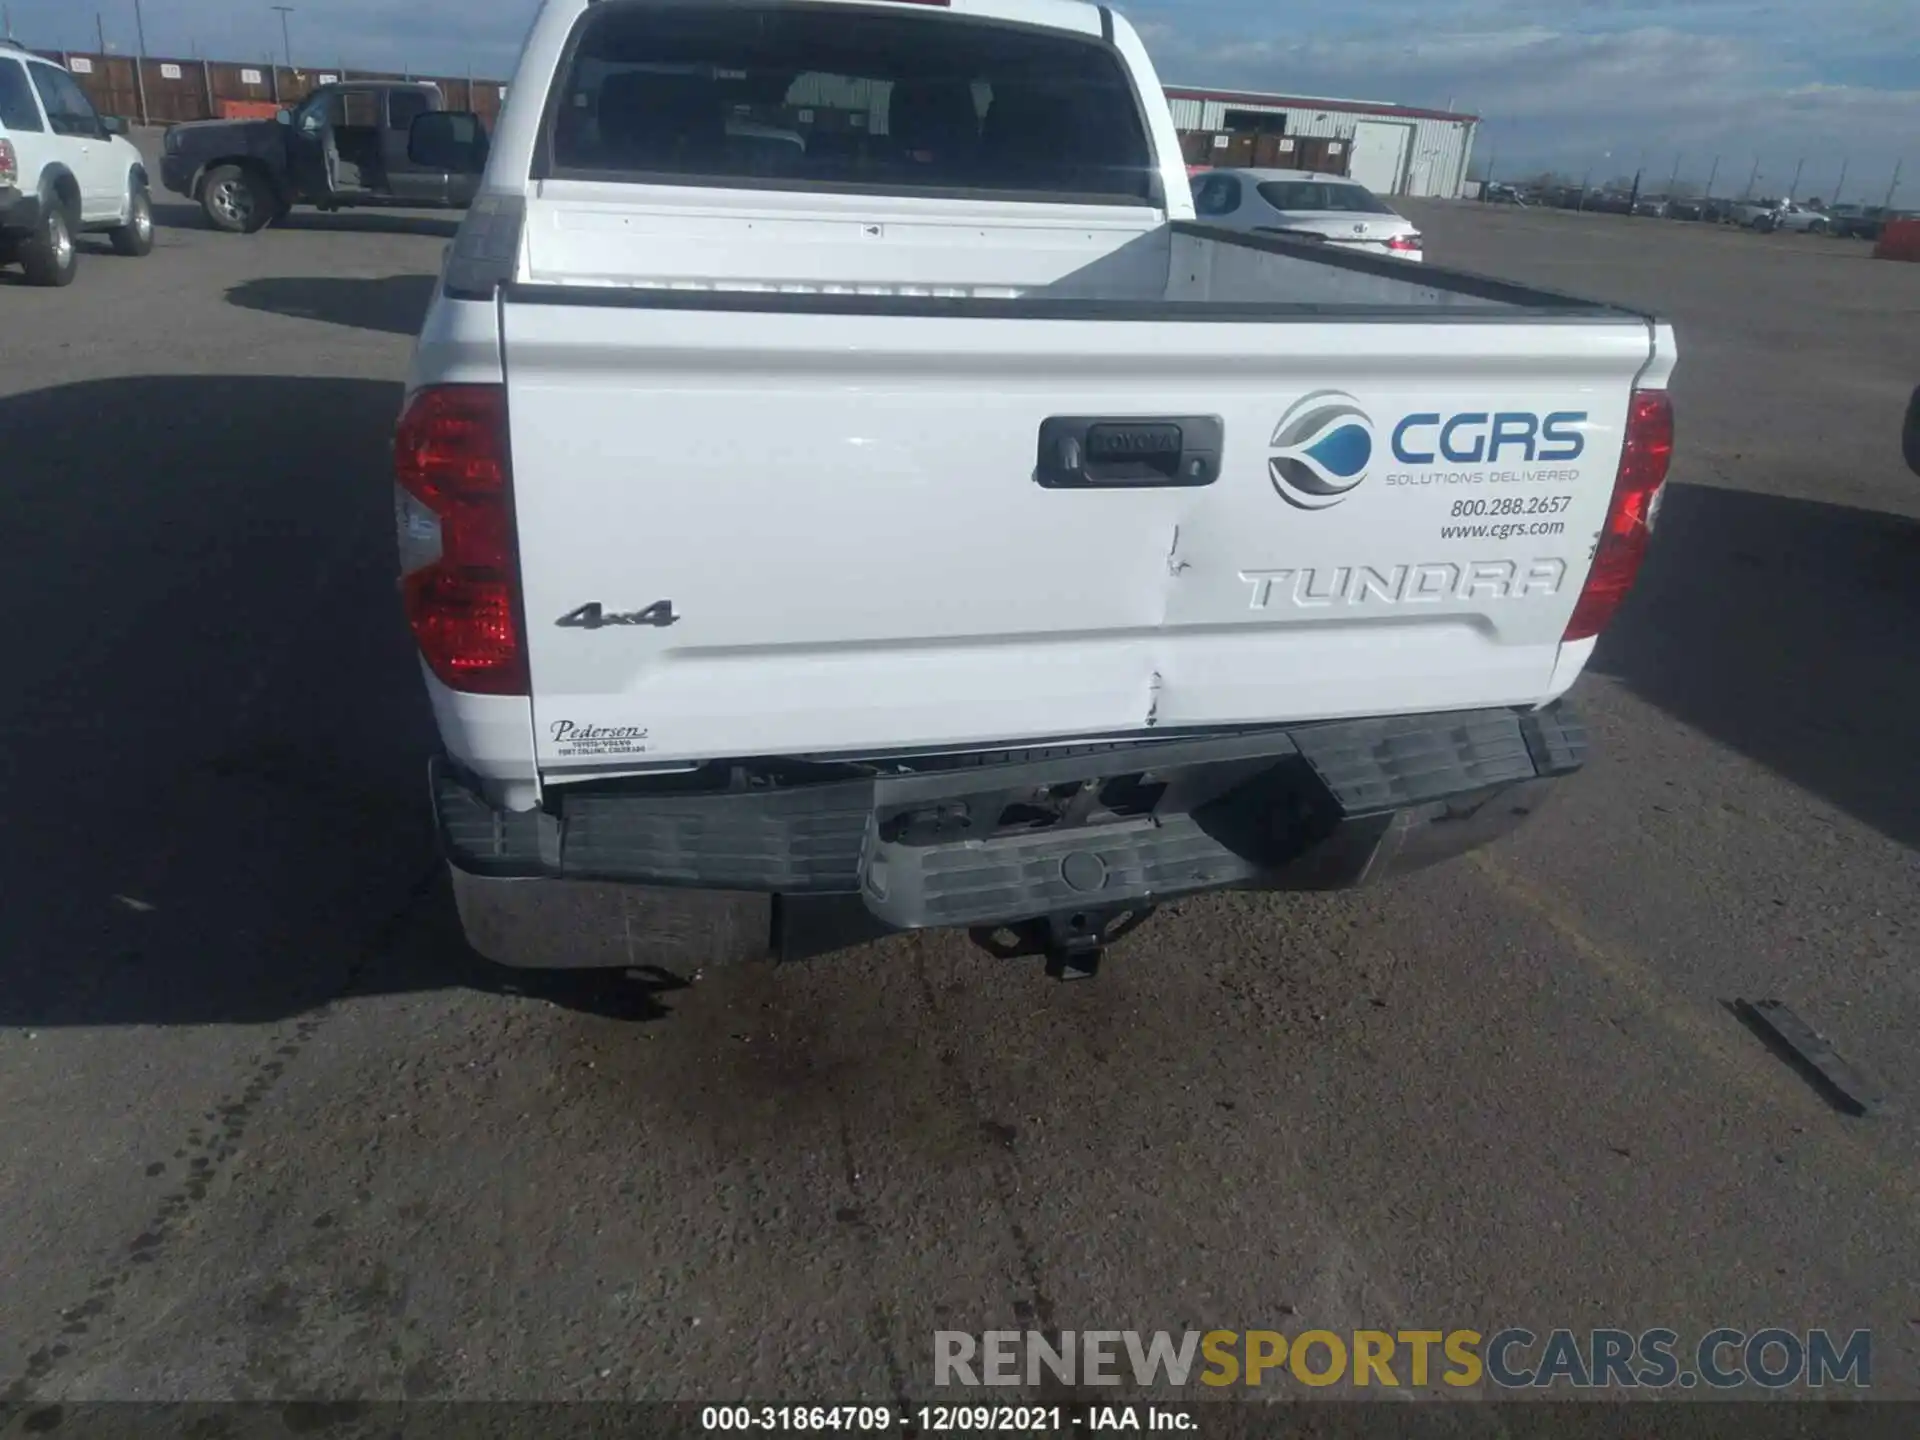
1269;391;1376;510
1271;394;1594;510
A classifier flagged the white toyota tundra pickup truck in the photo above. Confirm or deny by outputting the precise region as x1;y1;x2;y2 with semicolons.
395;0;1677;977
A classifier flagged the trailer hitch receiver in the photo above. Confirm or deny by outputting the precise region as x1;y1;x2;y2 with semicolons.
968;905;1157;980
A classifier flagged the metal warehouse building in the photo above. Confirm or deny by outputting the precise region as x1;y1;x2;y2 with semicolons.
1166;86;1480;199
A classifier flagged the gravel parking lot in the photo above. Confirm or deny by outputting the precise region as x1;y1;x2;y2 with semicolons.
2;163;1917;1409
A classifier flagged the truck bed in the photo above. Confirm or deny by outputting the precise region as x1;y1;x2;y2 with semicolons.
506;188;1618;316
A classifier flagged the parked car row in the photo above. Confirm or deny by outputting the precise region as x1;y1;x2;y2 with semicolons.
2;41;482;286
1823;203;1902;240
1482;178;1913;240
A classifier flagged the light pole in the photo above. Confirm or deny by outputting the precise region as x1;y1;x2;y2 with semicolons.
1582;148;1611;210
271;5;295;68
130;0;149;124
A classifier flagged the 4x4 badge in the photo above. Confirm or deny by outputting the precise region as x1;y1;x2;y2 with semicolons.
555;601;679;629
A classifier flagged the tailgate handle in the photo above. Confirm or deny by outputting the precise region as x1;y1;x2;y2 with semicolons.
1036;416;1223;489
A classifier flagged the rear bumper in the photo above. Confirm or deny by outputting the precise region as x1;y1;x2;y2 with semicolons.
433;703;1588;931
0;186;42;238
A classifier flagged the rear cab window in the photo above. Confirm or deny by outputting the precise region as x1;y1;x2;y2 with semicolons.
389;90;433;131
1256;181;1394;214
1192;173;1241;216
0;57;45;134
340;89;381;129
540;1;1157;203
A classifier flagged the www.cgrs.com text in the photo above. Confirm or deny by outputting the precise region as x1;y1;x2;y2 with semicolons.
934;1328;1871;1391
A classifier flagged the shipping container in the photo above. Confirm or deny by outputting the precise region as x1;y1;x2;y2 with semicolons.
143;58;216;123
1876;219;1920;262
38;48;509;131
1180;131;1354;179
204;60;279;111
1250;133;1289;168
1294;136;1350;175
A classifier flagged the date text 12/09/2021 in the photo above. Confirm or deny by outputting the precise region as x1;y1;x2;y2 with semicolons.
700;1407;1193;1432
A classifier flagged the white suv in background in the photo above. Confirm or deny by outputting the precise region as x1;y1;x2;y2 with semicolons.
0;39;153;286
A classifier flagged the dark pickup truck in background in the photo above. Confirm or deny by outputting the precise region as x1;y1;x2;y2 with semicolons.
160;79;485;231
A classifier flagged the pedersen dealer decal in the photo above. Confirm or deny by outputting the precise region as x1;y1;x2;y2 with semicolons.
548;720;650;758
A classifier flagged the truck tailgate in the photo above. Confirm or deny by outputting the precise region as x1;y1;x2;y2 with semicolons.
500;297;1655;774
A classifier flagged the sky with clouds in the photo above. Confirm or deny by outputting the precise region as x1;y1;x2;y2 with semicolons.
7;0;1914;201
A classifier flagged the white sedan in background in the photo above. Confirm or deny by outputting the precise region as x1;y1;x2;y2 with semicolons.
1190;168;1424;262
1753;203;1832;235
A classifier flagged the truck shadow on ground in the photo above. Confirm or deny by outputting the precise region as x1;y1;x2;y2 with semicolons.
152;202;460;241
272;211;462;240
1593;480;1920;850
0;374;686;1027
225;275;439;335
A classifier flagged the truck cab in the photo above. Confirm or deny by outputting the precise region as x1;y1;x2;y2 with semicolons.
161;80;483;232
283;83;478;209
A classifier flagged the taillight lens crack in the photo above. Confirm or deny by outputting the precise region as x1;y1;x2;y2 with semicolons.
1563;389;1673;642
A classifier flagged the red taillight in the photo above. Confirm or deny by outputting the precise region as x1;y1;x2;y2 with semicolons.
1563;389;1673;642
0;139;17;189
1388;233;1422;252
394;384;527;695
